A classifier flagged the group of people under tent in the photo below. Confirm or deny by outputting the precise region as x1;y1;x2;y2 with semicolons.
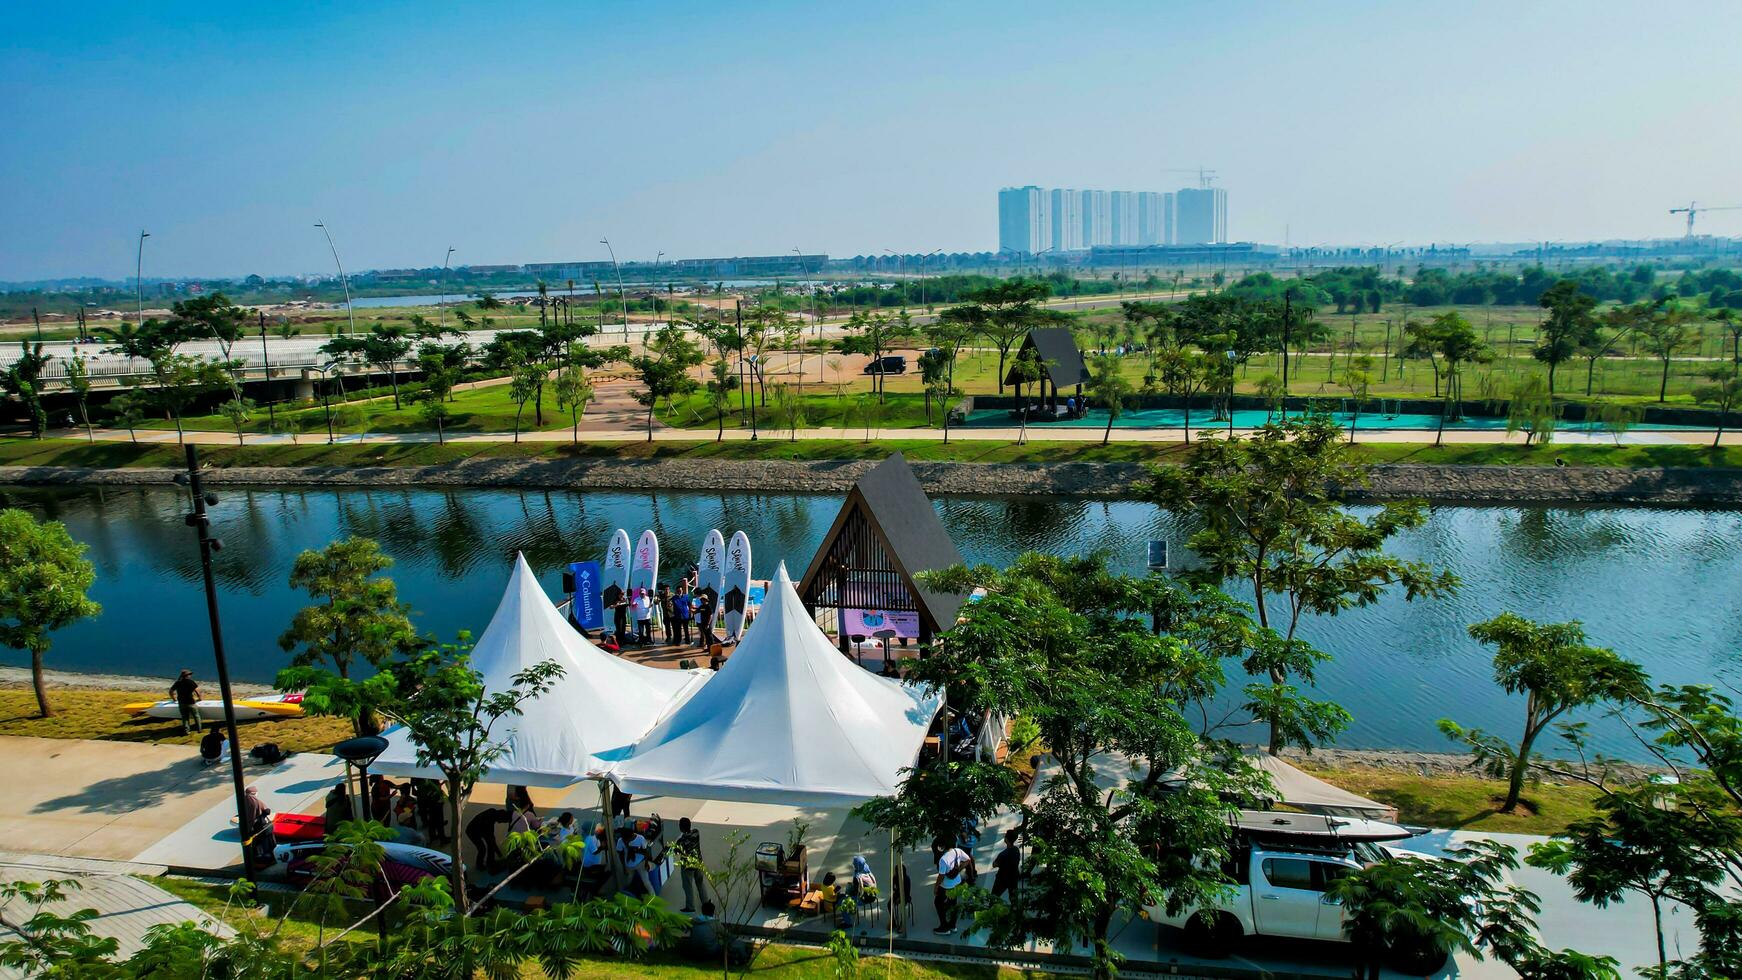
323;775;452;847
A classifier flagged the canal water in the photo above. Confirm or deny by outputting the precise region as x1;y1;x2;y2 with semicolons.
3;484;1738;759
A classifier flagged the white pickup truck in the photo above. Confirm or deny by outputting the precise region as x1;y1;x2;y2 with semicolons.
1147;810;1447;971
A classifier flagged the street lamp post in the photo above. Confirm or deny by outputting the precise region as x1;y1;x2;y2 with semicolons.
314;221;356;335
177;446;256;883
135;231;150;329
439;247;456;333
655;252;665;326
258;312;277;428
600;239;628;339
332;734;391;943
314;361;342;444
920;248;942;311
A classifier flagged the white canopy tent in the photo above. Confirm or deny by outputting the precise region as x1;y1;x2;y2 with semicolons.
1245;751;1396;819
606;563;943;807
373;553;709;788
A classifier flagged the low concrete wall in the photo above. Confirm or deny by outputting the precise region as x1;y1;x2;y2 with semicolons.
5;458;1742;506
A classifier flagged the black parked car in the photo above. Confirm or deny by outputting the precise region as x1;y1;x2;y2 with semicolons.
862;355;907;375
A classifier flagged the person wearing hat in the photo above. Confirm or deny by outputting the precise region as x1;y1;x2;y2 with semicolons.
168;670;202;734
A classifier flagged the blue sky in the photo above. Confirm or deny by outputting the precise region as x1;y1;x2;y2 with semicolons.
3;1;1739;280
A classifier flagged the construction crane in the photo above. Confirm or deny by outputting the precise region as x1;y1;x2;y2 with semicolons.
1669;201;1742;236
1160;167;1218;188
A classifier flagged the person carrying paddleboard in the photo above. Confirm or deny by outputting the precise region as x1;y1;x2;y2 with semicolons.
169;669;202;734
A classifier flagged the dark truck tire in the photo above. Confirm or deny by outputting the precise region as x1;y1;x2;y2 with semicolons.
1181;910;1240;957
1387;939;1449;974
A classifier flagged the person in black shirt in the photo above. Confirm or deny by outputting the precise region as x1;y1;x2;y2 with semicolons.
990;827;1021;900
169;670;201;733
466;807;511;871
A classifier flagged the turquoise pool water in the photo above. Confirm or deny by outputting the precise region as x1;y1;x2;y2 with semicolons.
963;407;1706;431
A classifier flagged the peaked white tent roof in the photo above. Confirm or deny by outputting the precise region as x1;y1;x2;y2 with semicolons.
607;563;942;807
374;553;708;788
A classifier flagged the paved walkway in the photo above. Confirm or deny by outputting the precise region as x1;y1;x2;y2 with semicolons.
0;854;232;977
36;422;1742;448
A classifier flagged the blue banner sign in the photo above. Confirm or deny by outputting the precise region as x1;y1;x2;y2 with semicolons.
570;561;604;631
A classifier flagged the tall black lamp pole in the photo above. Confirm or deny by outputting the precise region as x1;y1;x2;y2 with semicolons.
180;444;255;883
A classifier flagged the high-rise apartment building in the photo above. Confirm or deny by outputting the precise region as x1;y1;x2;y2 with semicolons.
1002;184;1218;252
1050;188;1082;252
998;186;1052;254
1137;191;1173;246
1174;187;1228;245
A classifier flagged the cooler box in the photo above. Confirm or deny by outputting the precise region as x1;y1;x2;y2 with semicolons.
273;812;326;843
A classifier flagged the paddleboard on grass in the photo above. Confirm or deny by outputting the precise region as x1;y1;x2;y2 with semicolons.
697;529;725;618
721;531;752;641
630;530;659;599
602;529;631;630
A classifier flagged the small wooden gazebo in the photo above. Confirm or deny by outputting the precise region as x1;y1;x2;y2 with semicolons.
797;454;966;653
1004;326;1088;412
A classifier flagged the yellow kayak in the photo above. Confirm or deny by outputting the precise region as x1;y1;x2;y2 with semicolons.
123;693;305;722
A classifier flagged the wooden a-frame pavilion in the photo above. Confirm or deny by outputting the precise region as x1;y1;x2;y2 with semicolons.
797;453;966;653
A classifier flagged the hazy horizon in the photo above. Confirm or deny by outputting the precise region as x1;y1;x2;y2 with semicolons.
4;1;1740;281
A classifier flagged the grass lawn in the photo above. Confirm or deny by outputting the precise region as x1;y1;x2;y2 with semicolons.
0;687;352;755
156;877;1055;979
4;436;1741;472
1302;764;1606;836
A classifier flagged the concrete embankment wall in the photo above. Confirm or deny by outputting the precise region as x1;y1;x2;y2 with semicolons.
5;458;1742;506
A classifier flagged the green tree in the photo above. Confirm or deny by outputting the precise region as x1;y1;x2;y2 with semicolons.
1636;305;1700;402
1005;346;1047;445
1142;417;1458;753
1536;280;1599;394
417;389;451;445
108;389;146;443
417;340;471;404
1155;345;1210;441
860;554;1270;980
366;641;562;914
1529;787;1735;976
703;358;738;442
1085;352;1131;445
771;383;807;441
1438;613;1646;813
925;314;976;442
1506;374;1560;446
1693;366;1742;447
1329;839;1582;978
276;537;416;735
507;358;542;444
836;309;912;402
917;347;949;422
0;341;51;438
359;323;415;409
628;324;704;442
1592;399;1643;447
1405;311;1490;433
946;278;1057;392
0;509;101;717
553;359;594;445
64;354;93;441
1339;356;1374;444
218;396;256;445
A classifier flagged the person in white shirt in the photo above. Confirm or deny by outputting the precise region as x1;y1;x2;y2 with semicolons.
933;845;972;934
617;824;655;896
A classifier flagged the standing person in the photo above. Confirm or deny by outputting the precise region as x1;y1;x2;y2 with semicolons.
169;670;202;734
990;827;1021;901
653;585;671;644
611;593;631;648
617;821;654;896
933;843;971;935
673;586;693;646
413;778;447;845
672;816;707;913
694;592;715;650
632;588;654;646
323;782;353;831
